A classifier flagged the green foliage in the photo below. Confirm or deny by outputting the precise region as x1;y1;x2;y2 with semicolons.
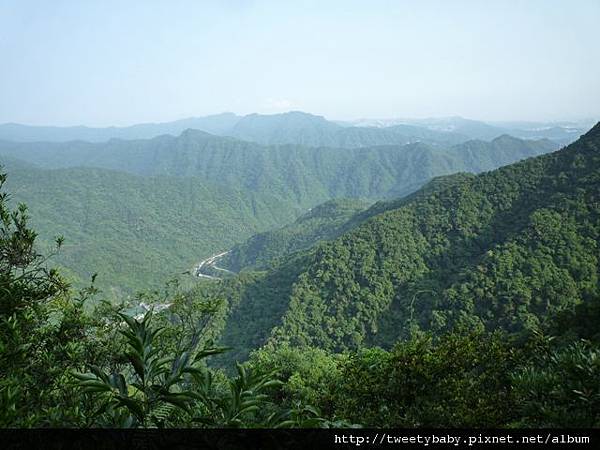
190;362;283;428
72;311;227;427
328;330;521;427
223;198;369;272
248;329;600;428
240;124;600;351
511;340;600;427
0;170;67;314
249;344;343;409
250;330;521;427
0;129;556;205
1;161;307;294
204;261;311;366
0;169;106;426
0;128;557;293
71;311;328;428
1;123;599;429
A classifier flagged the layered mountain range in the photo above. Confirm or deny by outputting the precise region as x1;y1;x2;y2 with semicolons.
1;111;590;146
1;111;598;428
208;121;600;363
0;114;566;293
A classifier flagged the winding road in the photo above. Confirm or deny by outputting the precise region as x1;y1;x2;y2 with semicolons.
130;251;234;319
194;250;234;279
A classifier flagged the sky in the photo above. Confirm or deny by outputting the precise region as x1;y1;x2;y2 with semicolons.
1;0;599;126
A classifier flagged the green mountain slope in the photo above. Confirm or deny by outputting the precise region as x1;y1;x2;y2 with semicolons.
222;198;370;272
222;174;480;274
0;130;559;201
208;122;600;362
0;159;307;295
0;128;561;296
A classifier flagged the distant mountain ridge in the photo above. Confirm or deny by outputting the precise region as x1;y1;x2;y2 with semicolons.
0;129;560;201
0;126;560;294
0;111;469;148
1;111;590;147
0;113;241;143
226;111;469;147
344;115;593;145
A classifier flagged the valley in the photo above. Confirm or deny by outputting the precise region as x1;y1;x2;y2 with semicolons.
0;112;566;295
0;116;600;427
1;112;598;430
2;0;599;434
194;250;232;279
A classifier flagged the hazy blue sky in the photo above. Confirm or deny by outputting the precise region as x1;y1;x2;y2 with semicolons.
1;0;599;126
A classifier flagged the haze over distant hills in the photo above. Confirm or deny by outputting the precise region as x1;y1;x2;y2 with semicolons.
0;114;563;294
3;0;600;430
0;113;241;143
0;111;592;146
342;115;594;144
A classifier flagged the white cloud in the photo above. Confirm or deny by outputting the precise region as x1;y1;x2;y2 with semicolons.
263;98;296;111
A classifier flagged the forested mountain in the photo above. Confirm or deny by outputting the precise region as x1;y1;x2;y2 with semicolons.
0;130;560;294
222;198;369;272
0;158;307;294
223;173;481;273
2;0;598;432
0;130;559;201
2;125;598;429
207;122;600;362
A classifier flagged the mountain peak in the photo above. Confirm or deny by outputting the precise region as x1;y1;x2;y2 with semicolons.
180;128;212;137
492;134;521;143
582;121;600;140
243;111;328;121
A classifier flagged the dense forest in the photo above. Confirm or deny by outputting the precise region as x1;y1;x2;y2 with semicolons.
0;157;308;294
0;122;598;428
0;127;558;294
199;124;598;363
222;198;369;272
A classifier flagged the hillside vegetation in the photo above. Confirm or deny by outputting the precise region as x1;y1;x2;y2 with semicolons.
207;122;600;362
222;198;369;272
0;130;558;200
1;159;306;294
0;128;559;293
1;123;598;429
